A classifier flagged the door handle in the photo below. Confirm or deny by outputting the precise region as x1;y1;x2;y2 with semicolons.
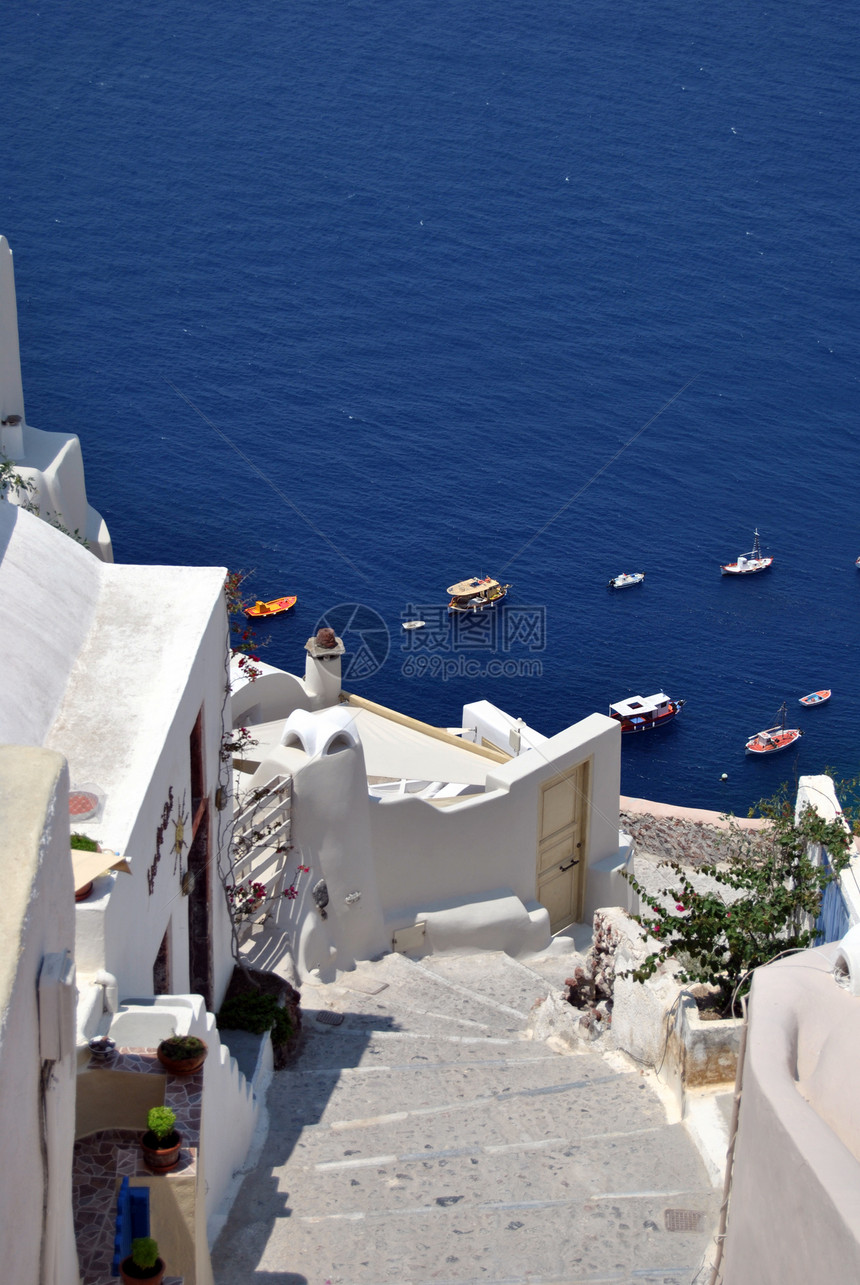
559;859;579;872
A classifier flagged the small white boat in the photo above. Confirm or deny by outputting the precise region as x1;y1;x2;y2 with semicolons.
608;572;645;589
745;703;803;755
609;692;685;734
402;620;426;631
721;529;773;576
799;689;831;707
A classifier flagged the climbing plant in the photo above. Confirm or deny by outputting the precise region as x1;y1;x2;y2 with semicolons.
622;782;856;1015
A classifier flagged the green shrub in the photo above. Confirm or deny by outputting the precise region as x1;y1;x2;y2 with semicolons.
146;1106;176;1143
131;1238;159;1269
158;1034;205;1060
70;832;99;851
217;991;292;1044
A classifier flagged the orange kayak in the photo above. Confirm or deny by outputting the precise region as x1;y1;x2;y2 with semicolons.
244;595;297;619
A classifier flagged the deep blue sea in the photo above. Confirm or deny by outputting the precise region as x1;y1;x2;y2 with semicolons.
4;0;858;814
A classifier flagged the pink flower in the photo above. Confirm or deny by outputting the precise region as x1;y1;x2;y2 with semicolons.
676;904;685;912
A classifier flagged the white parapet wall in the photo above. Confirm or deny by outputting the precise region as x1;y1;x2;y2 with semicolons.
0;746;80;1285
722;941;860;1282
0;235;112;560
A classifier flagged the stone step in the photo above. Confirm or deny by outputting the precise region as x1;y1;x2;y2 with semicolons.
413;950;557;1021
294;1119;708;1201
309;950;537;1033
296;1008;546;1068
249;1189;714;1285
279;1055;640;1133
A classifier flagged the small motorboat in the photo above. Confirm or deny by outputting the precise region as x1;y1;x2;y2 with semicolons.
745;703;803;755
721;529;773;576
608;572;645;589
609;692;685;734
447;576;511;612
402;620;426;631
243;595;297;619
799;689;831;707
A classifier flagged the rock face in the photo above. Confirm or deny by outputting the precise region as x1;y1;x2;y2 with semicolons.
620;811;731;867
563;909;630;1040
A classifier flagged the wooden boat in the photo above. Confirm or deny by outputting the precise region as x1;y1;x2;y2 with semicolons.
720;529;773;576
447;576;511;613
745;703;803;755
243;595;297;619
608;572;645;589
609;692;685;734
799;689;831;707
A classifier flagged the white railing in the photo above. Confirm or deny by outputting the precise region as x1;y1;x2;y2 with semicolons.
230;775;293;941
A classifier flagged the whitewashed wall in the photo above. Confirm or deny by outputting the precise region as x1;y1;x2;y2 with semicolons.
0;235;112;559
0;746;79;1285
74;583;235;1009
369;715;621;913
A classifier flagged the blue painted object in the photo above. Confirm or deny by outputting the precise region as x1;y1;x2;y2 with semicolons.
111;1177;150;1277
815;848;851;946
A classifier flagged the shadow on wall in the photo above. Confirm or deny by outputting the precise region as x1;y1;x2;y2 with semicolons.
210;1007;399;1283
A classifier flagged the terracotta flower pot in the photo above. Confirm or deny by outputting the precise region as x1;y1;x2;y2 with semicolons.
119;1255;166;1285
156;1037;208;1076
141;1129;182;1173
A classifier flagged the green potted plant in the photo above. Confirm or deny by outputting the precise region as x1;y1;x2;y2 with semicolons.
119;1237;165;1284
71;832;100;901
141;1105;181;1173
156;1033;208;1075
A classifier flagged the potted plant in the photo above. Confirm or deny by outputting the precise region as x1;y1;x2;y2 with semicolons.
71;832;99;901
120;1237;165;1284
156;1033;208;1075
141;1105;182;1173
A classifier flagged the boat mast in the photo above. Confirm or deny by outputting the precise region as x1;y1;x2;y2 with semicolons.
752;529;762;560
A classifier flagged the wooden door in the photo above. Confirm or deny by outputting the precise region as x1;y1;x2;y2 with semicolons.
536;762;589;932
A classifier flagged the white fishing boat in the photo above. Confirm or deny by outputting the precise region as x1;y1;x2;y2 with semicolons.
609;692;685;734
608;572;645;589
446;576;511;613
720;529;773;576
745;703;803;755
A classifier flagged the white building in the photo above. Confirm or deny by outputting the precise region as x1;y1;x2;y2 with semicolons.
0;236;112;561
229;641;627;982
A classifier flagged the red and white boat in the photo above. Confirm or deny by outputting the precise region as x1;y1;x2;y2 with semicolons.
720;529;773;576
745;703;803;755
609;692;685;734
799;689;831;707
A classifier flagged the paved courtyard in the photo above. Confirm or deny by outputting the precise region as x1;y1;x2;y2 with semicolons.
213;949;719;1285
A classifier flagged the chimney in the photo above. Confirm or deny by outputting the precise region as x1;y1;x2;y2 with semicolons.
304;628;346;708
